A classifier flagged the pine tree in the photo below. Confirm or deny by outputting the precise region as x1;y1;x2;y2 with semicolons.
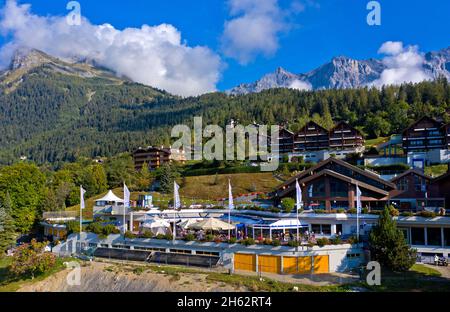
368;206;417;272
0;193;17;256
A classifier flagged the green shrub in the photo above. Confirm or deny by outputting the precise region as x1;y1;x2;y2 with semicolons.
329;236;342;245
205;234;215;242
281;198;295;213
316;238;329;247
347;208;357;214
313;209;327;214
156;234;165;239
184;233;195;241
124;231;136;239
401;211;414;217
241;238;256;246
388;206;400;217
141;230;153;238
417;211;436;218
272;239;281;247
287;240;299;247
228;237;237;244
270;207;281;213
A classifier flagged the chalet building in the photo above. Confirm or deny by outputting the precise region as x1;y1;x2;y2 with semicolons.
293;121;330;152
274;158;396;210
287;121;365;162
271;128;295;155
429;167;450;210
133;146;186;171
390;169;444;211
445;123;450;149
329;122;364;151
402;116;447;152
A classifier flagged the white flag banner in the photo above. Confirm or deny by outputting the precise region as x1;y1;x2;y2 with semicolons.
356;185;362;214
228;180;234;210
124;183;131;208
296;179;303;211
308;184;313;198
80;186;86;210
174;181;181;209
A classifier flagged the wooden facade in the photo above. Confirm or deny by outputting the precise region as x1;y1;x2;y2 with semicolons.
133;146;185;171
402;116;447;152
294;121;330;152
274;158;395;211
329;122;364;150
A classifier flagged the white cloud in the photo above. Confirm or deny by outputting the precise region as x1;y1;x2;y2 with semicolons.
371;41;431;87
378;41;404;55
221;0;288;64
288;79;312;91
0;0;222;96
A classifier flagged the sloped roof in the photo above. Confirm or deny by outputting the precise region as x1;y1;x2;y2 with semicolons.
277;157;395;192
390;169;432;183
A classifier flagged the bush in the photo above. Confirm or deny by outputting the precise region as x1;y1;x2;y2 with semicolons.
388;206;399;217
362;207;369;214
336;208;346;213
270;207;281;213
156;234;166;239
313;209;328;214
401;211;414;217
329;236;342;245
141;230;153;238
316;238;329;247
205;234;215;242
10;240;56;279
347;208;357;214
417;211;436;218
287;240;299;247
272;239;281;247
228;237;237;244
262;238;272;245
124;231;136;239
66;221;80;234
184;233;195;241
241;238;256;246
281;198;295;213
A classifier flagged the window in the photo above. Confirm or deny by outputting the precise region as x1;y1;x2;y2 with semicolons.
397;178;408;191
414;176;426;192
411;227;425;245
311;224;321;233
322;225;331;235
445;228;450;247
336;224;343;235
346;253;360;258
427;228;442;246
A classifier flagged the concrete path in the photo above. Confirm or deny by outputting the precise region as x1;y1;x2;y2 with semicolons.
423;264;450;279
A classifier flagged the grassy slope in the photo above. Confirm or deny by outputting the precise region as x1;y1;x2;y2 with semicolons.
425;164;448;178
67;172;280;215
177;172;279;200
365;136;389;148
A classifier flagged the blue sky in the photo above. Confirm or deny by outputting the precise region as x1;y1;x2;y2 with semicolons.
0;0;449;94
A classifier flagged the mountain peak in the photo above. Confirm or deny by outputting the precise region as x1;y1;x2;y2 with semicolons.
10;48;54;71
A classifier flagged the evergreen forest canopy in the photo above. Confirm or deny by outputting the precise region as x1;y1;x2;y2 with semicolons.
0;62;449;167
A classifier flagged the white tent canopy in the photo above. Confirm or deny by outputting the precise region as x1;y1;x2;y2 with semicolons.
141;217;171;236
96;190;124;203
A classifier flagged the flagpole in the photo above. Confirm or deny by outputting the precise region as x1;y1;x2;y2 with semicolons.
173;181;177;243
228;179;232;240
356;183;360;244
80;185;83;236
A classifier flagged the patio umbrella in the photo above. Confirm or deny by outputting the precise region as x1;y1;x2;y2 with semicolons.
188;218;235;231
178;219;202;230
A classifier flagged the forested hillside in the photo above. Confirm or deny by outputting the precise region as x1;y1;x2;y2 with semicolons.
0;52;449;166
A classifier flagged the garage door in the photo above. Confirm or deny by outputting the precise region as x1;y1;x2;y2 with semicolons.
313;255;329;274
283;257;298;274
258;255;281;274
298;256;312;274
234;253;256;272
